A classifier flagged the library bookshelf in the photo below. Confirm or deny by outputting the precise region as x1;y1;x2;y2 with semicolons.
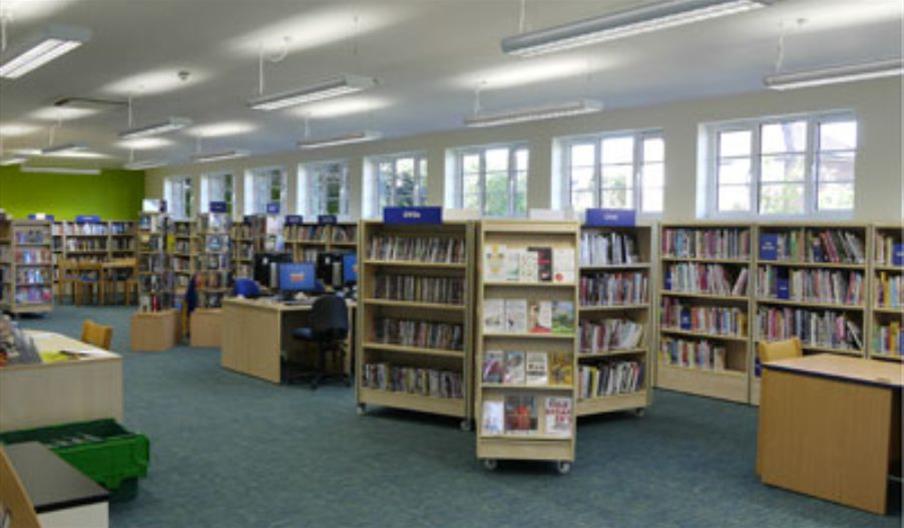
475;220;579;474
194;212;231;309
0;219;53;315
284;222;358;263
576;224;653;417
230;219;259;279
656;222;753;404
136;212;173;312
356;219;474;429
171;220;195;296
50;219;138;298
869;223;903;363
751;222;870;404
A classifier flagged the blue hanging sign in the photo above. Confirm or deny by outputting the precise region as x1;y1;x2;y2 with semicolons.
209;201;228;213
266;202;280;215
384;206;443;225
28;214;54;222
75;215;102;224
585;208;635;227
318;214;337;225
285;215;304;226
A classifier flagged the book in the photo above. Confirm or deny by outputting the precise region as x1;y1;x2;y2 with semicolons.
528;246;553;281
504;251;521;282
553;247;575;283
519;250;538;282
529;300;552;333
504;395;537;433
505;299;528;333
759;233;778;261
525;351;549;386
551;301;575;334
482;350;504;383
503;351;525;384
483;299;505;333
549;352;573;385
483;243;506;281
544;397;573;437
481;401;504;435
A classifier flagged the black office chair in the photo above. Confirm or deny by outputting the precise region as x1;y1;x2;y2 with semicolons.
287;294;350;389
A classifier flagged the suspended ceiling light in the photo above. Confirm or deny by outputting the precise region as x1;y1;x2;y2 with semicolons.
54;96;128;111
191;149;249;163
124;159;168;170
0;156;28;166
297;131;382;149
248;74;377;111
20;166;101;175
764;58;903;90
0;24;92;79
501;0;772;57
39;142;88;155
465;99;603;128
119;117;193;140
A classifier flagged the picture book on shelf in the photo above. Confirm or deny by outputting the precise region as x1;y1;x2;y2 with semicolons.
503;351;526;384
483;299;505;332
519;250;538;282
525;351;549;386
529;246;553;281
504;395;537;434
484;244;506;281
505;299;528;333
553;247;575;283
549;352;573;385
481;401;504;435
505;252;521;282
552;301;575;334
482;350;504;383
529;301;553;333
544;397;573;437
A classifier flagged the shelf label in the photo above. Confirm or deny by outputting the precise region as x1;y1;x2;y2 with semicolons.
75;215;102;224
266;202;280;215
893;244;904;266
285;215;304;226
28;213;54;221
759;233;778;261
384;206;442;225
209;201;228;213
585;208;635;227
318;214;337;225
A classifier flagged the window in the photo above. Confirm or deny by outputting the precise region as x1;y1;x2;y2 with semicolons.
451;144;528;217
563;130;664;214
298;161;348;216
200;172;234;214
244;167;287;215
371;153;428;215
707;112;857;217
163;175;192;220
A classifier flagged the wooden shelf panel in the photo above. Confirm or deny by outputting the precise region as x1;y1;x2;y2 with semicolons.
756;260;866;270
483;281;576;288
577;392;647;416
481;383;573;392
755;297;865;311
578;348;648;359
579;303;650;312
655;363;748;403
362;298;465;312
660;327;748;342
362;342;464;359
580;263;651;270
358;387;465;418
482;332;575;340
661;291;748;301
662;256;750;264
363;259;465;269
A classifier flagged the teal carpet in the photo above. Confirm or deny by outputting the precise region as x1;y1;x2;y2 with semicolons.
16;306;902;528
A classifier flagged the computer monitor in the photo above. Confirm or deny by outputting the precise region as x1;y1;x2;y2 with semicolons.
279;262;316;294
342;253;357;285
254;253;291;288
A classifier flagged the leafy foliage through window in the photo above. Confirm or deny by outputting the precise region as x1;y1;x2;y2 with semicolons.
299;161;348;216
454;145;528;217
245;167;287;215
376;153;428;213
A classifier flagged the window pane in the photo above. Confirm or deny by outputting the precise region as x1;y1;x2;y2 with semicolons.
642;186;663;212
761;121;807;153
463;172;480;210
761;154;805;182
820;120;857;150
602;189;632;209
514;169;527;215
601;164;632;189
572;190;594;211
719;130;751;157
818;182;854;210
418;158;428;205
718;185;750;212
817;151;855;183
484;170;509;216
570;143;595;167
570;166;594;193
515;148;528;172
463;154;480;174
396;158;416;206
718;158;751;185
486;148;509;172
602;136;633;164
642;162;664;188
643;137;664;162
760;183;804;215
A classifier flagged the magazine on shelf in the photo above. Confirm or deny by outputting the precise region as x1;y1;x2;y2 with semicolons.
529;301;553;333
553;247;575;283
482;350;504;383
483;299;505;333
529;246;553;281
481;400;504;435
525;352;549;386
519;250;539;282
551;301;575;334
503;351;526;384
504;395;537;434
544;397;573;437
505;299;528;333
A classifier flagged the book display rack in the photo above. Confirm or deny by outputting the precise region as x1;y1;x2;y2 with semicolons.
869;224;903;363
194;211;232;309
284;221;357;263
171;220;196;296
230;218;259;279
0;219;54;315
136;212;173;312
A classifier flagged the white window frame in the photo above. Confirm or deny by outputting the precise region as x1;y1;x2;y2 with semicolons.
200;172;234;215
561;129;664;215
704;110;857;219
298;160;349;217
370;152;428;215
451;143;529;218
244;166;287;215
163;175;193;220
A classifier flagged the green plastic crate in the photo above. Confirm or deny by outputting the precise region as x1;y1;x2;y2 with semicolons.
0;419;149;500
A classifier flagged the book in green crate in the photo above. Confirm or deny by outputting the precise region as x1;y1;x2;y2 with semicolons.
552;300;575;334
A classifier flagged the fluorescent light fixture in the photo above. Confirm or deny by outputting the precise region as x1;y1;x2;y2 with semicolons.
54;96;128;111
764;58;903;90
40;142;88;155
119;117;193;139
465;99;603;128
191;150;249;163
248;74;377;111
0;24;92;79
501;0;771;57
20;166;101;175
0;156;28;166
124;159;168;170
297;131;382;149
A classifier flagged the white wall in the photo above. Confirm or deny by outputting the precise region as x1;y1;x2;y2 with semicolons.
147;77;903;223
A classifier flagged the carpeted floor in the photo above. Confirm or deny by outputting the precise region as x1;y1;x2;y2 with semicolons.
16;305;902;528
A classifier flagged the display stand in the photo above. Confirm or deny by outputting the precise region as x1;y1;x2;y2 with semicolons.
284;221;356;263
194;210;231;308
356;219;474;428
230;216;259;279
171;220;195;296
132;211;177;351
577;223;652;417
870;223;904;363
475;220;579;474
0;219;54;315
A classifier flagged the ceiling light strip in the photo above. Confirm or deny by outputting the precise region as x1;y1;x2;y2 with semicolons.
0;25;92;79
764;58;903;90
297;131;382;150
119;117;193;139
248;74;377;111
0;157;28;167
465;99;603;128
40;142;88;155
191;150;249;163
20;166;101;175
124;159;168;170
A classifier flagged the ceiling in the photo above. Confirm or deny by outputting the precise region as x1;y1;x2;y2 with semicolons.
0;0;901;168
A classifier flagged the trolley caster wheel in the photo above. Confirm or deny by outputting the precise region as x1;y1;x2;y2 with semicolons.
356;404;366;415
482;458;498;471
460;420;472;432
633;408;646;417
555;461;572;475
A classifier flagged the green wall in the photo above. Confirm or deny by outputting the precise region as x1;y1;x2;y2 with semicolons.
0;166;145;220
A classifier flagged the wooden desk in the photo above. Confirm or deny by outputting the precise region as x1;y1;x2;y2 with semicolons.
757;354;903;514
0;331;123;433
221;297;355;383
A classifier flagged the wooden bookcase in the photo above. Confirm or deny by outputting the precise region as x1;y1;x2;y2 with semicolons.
136;212;173;312
50;219;137;298
108;220;137;259
656;222;753;404
475;220;579;474
194;212;232;309
171;220;195;296
0;219;53;315
576;224;653;417
356;220;474;428
869;223;903;363
751;222;870;404
284;222;357;262
230;219;258;279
